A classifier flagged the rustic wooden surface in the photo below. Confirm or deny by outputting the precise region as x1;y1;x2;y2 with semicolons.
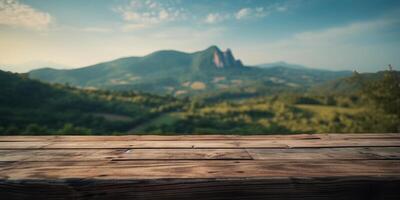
0;133;399;199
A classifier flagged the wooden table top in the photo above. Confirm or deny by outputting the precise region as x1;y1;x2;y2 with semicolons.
1;133;400;199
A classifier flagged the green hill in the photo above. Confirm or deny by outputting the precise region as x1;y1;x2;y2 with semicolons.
312;70;400;95
0;70;182;134
29;46;352;96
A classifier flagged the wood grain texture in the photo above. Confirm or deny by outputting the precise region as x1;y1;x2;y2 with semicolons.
0;134;399;199
0;134;320;142
0;133;398;142
247;147;400;160
2;139;399;149
1;160;400;180
1;178;400;200
0;149;252;161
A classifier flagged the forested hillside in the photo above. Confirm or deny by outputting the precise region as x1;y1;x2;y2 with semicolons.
1;69;399;135
0;70;183;134
131;69;400;134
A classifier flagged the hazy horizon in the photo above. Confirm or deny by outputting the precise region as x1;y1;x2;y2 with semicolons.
1;0;400;73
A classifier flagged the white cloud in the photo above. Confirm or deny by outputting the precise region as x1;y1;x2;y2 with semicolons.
0;0;52;30
276;6;288;12
234;1;293;21
205;7;267;24
235;8;251;20
235;7;268;20
270;1;291;12
114;0;185;30
204;13;229;24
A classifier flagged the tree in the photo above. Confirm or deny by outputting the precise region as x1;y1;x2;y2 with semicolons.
5;125;19;134
24;124;48;135
57;123;92;135
363;67;400;118
359;66;400;132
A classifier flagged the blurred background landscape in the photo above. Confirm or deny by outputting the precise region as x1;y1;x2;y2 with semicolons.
1;0;399;135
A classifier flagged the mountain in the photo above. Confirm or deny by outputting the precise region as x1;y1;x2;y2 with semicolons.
29;46;352;96
257;61;308;69
0;61;70;73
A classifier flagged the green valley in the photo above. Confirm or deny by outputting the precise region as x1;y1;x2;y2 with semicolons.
1;46;399;135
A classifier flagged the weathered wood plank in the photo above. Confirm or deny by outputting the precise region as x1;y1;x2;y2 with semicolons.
0;149;124;161
0;140;286;149
321;133;400;140
248;147;400;160
1;178;399;200
1;138;399;149
233;139;400;148
1;160;399;180
0;134;320;142
283;139;400;148
2;147;399;162
0;134;399;199
111;149;252;160
0;141;227;149
0;149;252;161
0;142;51;149
0;134;398;143
41;141;242;149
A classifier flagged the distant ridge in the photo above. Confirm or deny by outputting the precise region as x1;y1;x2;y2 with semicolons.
258;61;308;70
29;46;352;96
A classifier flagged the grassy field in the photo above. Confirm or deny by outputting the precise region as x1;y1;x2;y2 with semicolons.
129;112;184;133
125;98;372;134
296;104;363;118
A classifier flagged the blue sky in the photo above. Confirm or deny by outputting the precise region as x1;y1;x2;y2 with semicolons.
0;0;399;72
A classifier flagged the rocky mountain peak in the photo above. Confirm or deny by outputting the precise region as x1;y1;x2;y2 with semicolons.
211;47;243;68
213;51;224;68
